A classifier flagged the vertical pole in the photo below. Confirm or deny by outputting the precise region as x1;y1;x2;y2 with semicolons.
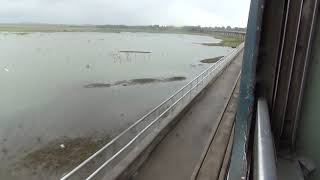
228;0;264;179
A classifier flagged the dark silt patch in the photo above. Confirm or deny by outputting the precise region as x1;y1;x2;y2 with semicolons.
119;50;151;54
200;56;224;64
199;42;221;46
16;136;111;171
1;147;8;155
13;32;30;36
166;76;187;81
130;78;161;84
84;76;187;88
84;83;111;88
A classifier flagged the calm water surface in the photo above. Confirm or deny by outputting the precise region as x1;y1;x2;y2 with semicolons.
0;32;232;179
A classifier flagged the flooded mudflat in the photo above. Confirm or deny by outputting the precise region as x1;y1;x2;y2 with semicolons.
84;76;187;88
0;32;232;179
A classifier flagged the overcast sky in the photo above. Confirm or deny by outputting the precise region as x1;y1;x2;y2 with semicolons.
0;0;250;27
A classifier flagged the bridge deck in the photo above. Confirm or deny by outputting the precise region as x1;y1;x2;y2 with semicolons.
131;52;243;180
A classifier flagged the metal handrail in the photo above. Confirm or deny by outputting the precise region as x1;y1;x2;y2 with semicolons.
61;44;244;180
254;98;277;180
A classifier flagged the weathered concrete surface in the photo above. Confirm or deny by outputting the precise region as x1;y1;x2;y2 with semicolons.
194;80;240;180
131;52;243;180
218;126;234;180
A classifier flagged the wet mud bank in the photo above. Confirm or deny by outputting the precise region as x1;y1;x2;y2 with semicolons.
84;76;187;88
200;56;224;64
8;136;111;179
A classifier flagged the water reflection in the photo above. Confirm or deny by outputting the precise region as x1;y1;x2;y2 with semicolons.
0;32;231;179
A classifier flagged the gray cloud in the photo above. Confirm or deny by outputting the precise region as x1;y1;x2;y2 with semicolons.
0;0;250;27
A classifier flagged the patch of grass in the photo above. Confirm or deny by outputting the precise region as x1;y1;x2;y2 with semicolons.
200;36;243;48
212;35;244;48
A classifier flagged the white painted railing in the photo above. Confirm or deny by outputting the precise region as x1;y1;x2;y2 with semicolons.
61;44;244;180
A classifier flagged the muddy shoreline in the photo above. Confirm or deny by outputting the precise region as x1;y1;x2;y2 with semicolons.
84;76;187;88
200;56;224;64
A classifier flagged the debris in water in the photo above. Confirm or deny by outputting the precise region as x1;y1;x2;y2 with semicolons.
60;144;65;149
4;68;9;72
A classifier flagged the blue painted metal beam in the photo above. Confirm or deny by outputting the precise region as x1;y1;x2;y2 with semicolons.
228;0;265;179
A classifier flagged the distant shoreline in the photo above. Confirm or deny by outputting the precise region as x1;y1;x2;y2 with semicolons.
0;24;244;47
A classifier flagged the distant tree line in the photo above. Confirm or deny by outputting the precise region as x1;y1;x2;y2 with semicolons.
181;25;246;33
95;24;247;33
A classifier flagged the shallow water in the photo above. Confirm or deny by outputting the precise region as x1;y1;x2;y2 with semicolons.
0;32;232;179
